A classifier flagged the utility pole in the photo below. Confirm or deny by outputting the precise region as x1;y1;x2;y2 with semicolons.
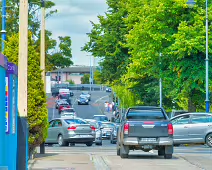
18;0;28;117
89;55;92;91
40;0;46;90
40;0;46;154
17;0;28;169
1;0;6;52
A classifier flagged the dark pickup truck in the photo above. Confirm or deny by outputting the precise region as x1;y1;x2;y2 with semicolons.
117;106;174;159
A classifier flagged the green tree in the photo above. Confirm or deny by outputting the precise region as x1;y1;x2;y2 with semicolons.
4;33;48;153
82;0;130;84
122;0;212;111
81;74;90;84
48;36;73;69
67;79;75;84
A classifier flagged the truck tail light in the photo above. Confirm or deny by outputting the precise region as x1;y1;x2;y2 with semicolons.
124;123;129;135
68;126;76;131
168;124;173;135
90;126;96;131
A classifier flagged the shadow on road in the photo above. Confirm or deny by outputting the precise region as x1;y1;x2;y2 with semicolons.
127;154;179;160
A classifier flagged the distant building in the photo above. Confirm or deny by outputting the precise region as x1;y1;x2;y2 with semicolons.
50;66;96;84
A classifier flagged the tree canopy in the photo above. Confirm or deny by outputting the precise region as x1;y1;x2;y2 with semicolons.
83;0;212;112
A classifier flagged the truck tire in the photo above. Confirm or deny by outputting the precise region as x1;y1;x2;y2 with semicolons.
158;148;165;156
120;144;129;158
164;154;172;159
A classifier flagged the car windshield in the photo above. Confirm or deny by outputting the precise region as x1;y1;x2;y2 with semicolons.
93;116;108;121
64;119;87;124
61;103;69;106
101;123;115;128
82;91;89;95
126;109;165;120
60;94;70;99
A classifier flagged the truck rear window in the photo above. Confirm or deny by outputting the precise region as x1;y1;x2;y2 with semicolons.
126;109;165;120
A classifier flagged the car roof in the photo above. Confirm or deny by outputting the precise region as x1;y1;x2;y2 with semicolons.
129;106;162;110
170;112;212;120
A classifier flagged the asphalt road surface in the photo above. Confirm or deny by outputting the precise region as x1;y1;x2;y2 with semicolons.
37;91;212;170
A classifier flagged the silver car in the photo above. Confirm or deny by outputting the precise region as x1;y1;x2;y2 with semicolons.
85;119;103;145
80;91;91;101
45;118;95;147
170;113;212;147
100;122;115;139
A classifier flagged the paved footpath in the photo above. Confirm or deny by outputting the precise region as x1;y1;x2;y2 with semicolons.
29;147;212;170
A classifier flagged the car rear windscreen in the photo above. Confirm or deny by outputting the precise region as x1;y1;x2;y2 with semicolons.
65;119;87;124
127;109;165;120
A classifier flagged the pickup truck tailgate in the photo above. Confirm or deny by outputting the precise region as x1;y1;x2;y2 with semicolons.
128;121;169;137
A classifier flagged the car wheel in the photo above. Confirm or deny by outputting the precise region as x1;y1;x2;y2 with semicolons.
206;133;212;147
86;142;93;147
69;143;75;147
164;154;172;159
58;135;68;147
120;144;129;158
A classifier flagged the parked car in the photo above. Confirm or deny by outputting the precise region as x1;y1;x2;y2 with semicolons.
45;118;96;146
85;119;103;145
110;124;119;144
80;91;91;101
93;115;109;122
78;97;89;105
100;122;116;139
117;106;173;159
58;102;71;114
170;112;212;147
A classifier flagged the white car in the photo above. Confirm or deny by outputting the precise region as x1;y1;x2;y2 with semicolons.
80;91;91;101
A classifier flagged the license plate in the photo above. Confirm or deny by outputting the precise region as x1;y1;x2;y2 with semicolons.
140;138;156;142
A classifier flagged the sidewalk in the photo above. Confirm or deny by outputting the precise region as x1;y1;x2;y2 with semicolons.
29;153;95;170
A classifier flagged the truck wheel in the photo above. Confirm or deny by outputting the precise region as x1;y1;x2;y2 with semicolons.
117;148;120;156
158;148;165;156
164;154;172;159
120;145;129;158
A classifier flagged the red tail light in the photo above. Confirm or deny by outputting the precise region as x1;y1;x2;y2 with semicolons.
91;126;96;131
68;126;76;131
168;124;173;135
124;123;129;134
59;106;63;110
67;105;70;108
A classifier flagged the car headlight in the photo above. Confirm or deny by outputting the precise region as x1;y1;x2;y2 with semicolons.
86;100;88;102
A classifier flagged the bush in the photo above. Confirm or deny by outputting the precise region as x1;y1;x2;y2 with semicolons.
4;33;48;153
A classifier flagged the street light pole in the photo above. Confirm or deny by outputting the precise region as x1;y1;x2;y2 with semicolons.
159;53;162;107
90;55;92;91
1;0;6;52
205;0;209;112
187;0;209;112
40;0;46;90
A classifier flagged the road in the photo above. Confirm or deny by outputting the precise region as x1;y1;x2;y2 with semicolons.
32;91;212;170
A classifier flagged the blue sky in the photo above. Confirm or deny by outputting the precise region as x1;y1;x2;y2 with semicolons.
46;0;108;66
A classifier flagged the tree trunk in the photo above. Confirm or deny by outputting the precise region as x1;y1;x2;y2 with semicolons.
188;95;196;112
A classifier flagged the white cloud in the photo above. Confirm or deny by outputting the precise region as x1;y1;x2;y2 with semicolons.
46;0;108;66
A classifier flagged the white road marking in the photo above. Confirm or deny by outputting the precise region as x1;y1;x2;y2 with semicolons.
94;95;109;103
